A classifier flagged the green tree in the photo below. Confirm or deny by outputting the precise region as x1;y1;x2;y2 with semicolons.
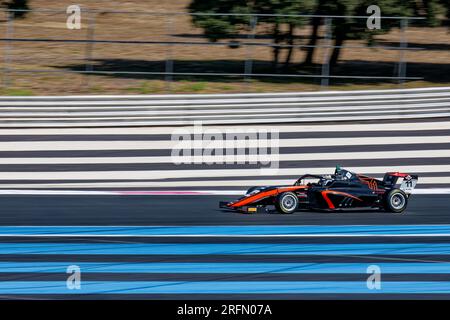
411;0;449;26
189;0;314;69
303;0;416;67
304;0;450;67
331;0;413;66
188;0;250;41
189;0;446;68
253;0;315;68
302;0;353;66
1;0;29;18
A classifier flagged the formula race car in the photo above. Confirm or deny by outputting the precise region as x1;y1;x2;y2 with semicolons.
220;166;418;214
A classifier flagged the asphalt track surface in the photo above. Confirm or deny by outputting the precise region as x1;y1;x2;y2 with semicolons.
0;194;449;299
0;194;448;226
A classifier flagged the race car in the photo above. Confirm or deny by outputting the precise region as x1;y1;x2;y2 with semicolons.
219;166;418;214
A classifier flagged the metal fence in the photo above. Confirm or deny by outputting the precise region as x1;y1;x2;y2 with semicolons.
1;9;426;92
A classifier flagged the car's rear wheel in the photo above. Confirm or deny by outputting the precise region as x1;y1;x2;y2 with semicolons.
275;192;298;214
384;189;408;213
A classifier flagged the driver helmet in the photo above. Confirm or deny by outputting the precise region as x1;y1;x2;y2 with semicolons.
334;165;347;180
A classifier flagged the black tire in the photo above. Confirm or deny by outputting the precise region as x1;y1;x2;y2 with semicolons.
275;192;299;214
384;189;408;213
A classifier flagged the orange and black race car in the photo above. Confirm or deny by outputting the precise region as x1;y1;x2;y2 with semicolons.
220;166;418;214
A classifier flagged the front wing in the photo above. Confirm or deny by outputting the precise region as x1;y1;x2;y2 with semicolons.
219;201;272;213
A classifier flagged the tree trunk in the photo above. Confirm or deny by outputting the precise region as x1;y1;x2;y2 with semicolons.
329;24;346;68
283;23;294;69
303;16;321;65
303;0;326;66
272;22;281;70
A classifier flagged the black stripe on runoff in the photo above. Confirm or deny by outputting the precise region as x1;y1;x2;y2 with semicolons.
0;143;448;158
0;172;447;184
0;273;449;282
0;254;449;263
0;236;447;245
0;157;446;171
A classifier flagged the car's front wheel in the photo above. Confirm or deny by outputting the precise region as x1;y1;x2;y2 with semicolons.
384;189;408;213
275;192;298;214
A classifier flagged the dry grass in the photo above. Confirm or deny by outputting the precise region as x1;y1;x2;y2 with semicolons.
0;0;449;95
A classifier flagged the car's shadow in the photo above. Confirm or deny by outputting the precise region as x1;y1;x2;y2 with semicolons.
217;208;385;215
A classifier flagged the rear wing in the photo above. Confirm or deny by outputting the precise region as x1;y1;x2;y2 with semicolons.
383;172;418;194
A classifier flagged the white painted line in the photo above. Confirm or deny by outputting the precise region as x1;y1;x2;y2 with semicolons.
413;188;450;194
0;189;119;195
0;188;448;195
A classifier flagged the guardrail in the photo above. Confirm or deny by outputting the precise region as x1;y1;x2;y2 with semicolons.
0;87;449;127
